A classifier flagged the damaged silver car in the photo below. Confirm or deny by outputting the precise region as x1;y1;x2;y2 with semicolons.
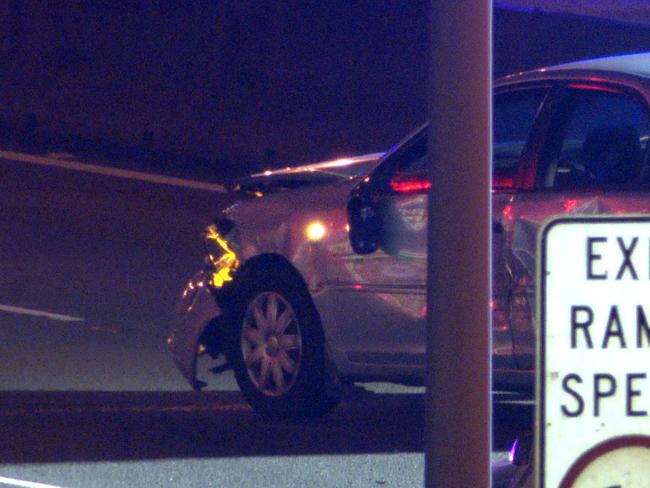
169;52;650;416
168;153;385;416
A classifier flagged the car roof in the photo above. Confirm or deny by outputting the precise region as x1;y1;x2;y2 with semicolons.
551;51;650;77
496;51;650;88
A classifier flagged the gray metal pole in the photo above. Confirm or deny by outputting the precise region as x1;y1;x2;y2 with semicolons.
426;1;492;487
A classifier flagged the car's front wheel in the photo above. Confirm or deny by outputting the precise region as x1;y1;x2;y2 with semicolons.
227;267;339;417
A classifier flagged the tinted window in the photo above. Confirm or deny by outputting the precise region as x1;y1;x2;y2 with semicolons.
493;89;548;186
394;132;427;176
542;89;650;190
370;129;428;193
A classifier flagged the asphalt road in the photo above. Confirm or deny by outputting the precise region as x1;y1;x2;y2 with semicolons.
0;152;532;487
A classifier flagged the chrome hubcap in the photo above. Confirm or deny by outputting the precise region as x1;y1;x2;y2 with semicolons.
266;336;280;357
241;292;302;396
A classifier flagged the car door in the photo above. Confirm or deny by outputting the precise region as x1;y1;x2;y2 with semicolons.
334;87;551;376
506;82;650;370
326;128;429;370
492;86;554;381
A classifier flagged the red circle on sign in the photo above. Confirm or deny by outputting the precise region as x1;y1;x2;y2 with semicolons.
559;435;650;488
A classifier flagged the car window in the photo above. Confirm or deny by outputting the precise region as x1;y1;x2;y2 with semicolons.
394;132;428;177
493;89;548;187
542;88;650;190
370;129;428;193
377;87;545;192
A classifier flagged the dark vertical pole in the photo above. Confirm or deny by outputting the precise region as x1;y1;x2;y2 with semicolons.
426;1;492;487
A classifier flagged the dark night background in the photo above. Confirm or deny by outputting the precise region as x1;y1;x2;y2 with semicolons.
1;3;650;485
2;1;650;174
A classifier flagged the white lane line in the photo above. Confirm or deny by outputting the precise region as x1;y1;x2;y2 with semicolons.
0;150;227;193
0;476;66;488
1;402;249;417
0;304;85;322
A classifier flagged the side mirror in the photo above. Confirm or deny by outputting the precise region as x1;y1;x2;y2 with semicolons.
347;196;379;255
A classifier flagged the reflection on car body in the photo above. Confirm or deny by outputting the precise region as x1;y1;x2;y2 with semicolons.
227;152;385;196
169;52;650;417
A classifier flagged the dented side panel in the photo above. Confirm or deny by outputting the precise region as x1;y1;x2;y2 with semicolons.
505;194;650;370
224;182;356;284
169;183;355;389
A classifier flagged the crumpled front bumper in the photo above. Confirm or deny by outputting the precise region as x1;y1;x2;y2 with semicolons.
167;269;223;390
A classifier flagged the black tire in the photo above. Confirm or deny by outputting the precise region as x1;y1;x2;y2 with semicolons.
226;265;340;417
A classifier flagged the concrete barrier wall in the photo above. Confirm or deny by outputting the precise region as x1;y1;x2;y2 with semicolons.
1;2;649;167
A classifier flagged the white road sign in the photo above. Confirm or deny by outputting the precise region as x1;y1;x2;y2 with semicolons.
537;216;650;488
